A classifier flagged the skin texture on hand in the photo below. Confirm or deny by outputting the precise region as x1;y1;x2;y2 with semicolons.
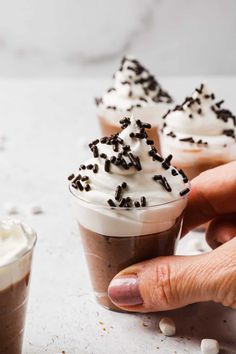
108;162;236;312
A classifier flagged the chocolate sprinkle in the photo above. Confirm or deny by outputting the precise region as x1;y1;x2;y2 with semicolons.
223;129;235;138
216;100;224;108
180;188;190;196
92;145;99;158
178;169;189;183
73;175;81;182
148;149;156;157
113;142;119;152
121;158;129;170
153;175;172;192
142;122;151;129
153;175;162;181
128;153;142;171
141;196;146;207
161;177;172;192
85;184;91;191
167;131;176;138
110;156;116;164
122;182;127;189
104;159;111;172
171;169;178;176
91;139;99;145
162;161;170;170
100;137;108;144
179;137;195;143
93;164;98;173
119;198;126;207
164;154;173;165
76;180;84;191
107;199;116;207
107;87;116;93
125;197;133;207
115;185;122;201
162;109;171;119
68;174;75;181
152;154;163;162
146;139;154;145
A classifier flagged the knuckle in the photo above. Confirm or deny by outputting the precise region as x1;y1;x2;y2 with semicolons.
215;274;236;308
221;289;236;308
143;261;175;310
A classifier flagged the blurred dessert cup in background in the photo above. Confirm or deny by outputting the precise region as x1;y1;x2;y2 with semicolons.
95;56;174;151
160;83;236;180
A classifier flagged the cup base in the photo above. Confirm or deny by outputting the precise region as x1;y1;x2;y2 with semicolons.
79;216;182;311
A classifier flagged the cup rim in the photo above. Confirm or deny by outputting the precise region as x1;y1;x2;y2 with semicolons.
69;183;190;210
0;218;37;270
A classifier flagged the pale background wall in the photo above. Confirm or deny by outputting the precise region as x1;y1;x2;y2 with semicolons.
0;0;235;77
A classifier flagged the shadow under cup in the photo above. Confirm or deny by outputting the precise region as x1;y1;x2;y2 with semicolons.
0;222;36;354
70;189;188;311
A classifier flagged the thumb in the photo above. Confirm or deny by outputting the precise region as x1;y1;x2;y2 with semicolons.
108;238;236;312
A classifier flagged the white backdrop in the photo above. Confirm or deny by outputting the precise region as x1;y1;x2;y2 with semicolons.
0;0;235;77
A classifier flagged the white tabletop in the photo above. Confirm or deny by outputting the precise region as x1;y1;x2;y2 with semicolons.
0;77;235;354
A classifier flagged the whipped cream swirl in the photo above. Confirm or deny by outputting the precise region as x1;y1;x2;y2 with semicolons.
0;219;35;267
95;56;173;124
69;117;189;236
162;83;236;149
0;219;36;290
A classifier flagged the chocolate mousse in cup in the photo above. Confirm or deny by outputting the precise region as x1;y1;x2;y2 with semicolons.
95;56;173;151
0;218;36;354
160;83;236;181
69;117;190;311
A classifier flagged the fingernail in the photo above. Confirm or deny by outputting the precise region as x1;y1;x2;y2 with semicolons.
108;274;143;306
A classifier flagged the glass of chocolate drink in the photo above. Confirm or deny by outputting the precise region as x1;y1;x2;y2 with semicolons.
69;117;190;310
0;219;36;354
95;56;173;151
160;82;236;181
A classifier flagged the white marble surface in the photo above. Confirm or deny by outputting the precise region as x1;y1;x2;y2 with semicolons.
0;0;236;76
0;77;235;354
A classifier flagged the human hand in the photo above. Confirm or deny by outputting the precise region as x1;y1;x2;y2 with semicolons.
108;162;236;312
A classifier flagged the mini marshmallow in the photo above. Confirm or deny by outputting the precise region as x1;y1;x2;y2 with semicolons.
29;205;43;215
159;317;176;336
201;339;219;354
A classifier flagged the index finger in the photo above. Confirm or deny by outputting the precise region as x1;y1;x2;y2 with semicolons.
182;161;236;235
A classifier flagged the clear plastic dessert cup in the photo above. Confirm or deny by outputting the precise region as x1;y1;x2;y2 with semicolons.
0;220;36;354
160;134;236;181
70;186;189;311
